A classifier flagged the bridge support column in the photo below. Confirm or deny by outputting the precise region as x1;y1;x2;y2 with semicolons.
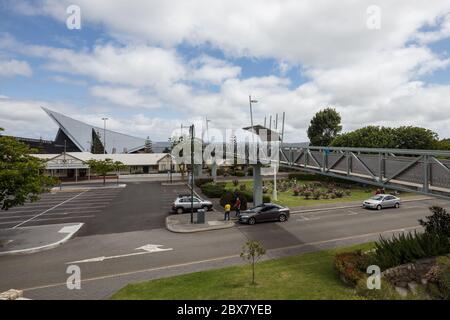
253;164;263;206
211;161;217;181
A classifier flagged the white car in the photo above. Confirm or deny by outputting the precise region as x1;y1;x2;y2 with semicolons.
362;194;401;210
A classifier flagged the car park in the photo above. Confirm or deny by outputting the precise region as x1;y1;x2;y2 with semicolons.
362;194;401;210
238;203;290;225
172;195;213;214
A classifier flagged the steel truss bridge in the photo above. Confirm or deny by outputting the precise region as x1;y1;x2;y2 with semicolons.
277;146;450;201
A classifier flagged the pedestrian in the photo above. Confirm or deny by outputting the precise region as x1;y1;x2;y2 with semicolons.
224;203;231;221
234;197;241;217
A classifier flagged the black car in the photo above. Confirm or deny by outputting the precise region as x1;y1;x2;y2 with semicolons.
238;203;290;225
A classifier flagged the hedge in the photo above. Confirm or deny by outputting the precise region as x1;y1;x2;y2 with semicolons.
200;182;226;198
195;178;213;188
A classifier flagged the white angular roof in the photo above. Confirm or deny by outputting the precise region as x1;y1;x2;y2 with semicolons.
42;107;146;154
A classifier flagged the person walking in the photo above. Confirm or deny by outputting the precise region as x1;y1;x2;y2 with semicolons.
224;203;231;221
234;197;241;217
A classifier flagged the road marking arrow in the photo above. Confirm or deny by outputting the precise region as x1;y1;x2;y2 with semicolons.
67;244;173;264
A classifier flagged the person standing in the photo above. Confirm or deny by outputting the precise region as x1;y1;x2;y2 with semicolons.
234;197;241;217
224;203;231;221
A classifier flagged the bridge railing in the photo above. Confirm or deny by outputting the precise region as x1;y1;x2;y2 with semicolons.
278;146;450;200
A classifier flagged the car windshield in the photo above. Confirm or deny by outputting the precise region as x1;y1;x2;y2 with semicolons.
250;205;265;212
371;195;384;201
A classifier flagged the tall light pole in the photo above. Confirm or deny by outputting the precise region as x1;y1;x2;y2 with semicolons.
181;124;195;224
101;117;108;154
248;95;258;134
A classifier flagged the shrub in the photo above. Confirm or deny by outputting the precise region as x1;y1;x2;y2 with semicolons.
345;189;351;196
372;231;450;270
313;190;322;200
263;195;271;203
334;250;370;286
322;193;329;199
355;277;402;300
293;187;300;196
220;191;249;210
232;179;239;187
235;170;245;177
334;190;344;198
195;178;213;188
201;182;226;198
433;256;450;300
239;183;247;191
419;206;450;237
247;167;253;176
303;190;312;200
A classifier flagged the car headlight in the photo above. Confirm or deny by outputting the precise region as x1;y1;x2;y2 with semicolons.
240;216;249;219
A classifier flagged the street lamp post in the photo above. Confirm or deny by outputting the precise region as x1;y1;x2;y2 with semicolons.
181;124;195;224
102;117;108;154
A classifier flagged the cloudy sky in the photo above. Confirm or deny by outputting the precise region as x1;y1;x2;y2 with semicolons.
0;0;449;142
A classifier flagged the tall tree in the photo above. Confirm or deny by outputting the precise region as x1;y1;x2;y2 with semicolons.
331;125;439;150
0;128;55;210
307;108;342;146
86;158;125;185
144;136;153;153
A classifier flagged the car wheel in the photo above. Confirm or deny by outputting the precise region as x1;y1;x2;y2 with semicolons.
176;207;184;214
376;205;382;211
279;214;287;222
394;202;400;208
248;217;256;225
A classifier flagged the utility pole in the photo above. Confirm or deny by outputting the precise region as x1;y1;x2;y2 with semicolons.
189;124;195;224
102;117;108;154
181;124;195;224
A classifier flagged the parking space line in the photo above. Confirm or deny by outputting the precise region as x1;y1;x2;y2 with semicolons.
11;191;88;229
0;215;95;225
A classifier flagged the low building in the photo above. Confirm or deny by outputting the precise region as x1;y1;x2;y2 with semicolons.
32;152;176;180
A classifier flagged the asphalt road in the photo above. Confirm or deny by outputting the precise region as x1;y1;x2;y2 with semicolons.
0;181;449;299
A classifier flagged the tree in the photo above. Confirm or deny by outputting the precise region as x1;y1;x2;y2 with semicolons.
0;128;55;210
394;126;438;150
331;126;397;148
240;240;266;285
86;158;125;185
419;206;450;237
331;125;439;149
144;136;153;153
307;108;342;146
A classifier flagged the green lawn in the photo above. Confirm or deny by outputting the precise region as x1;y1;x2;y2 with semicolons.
224;180;413;208
111;243;374;300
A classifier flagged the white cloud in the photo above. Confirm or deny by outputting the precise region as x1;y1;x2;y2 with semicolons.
0;58;32;77
3;1;450;142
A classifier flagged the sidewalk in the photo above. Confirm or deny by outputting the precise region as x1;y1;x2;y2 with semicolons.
0;223;83;256
166;212;235;233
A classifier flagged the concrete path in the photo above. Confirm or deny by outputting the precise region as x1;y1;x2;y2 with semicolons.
0;223;83;256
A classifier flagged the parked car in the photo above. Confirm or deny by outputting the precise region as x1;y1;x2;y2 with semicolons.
362;194;401;210
172;195;213;214
239;203;290;225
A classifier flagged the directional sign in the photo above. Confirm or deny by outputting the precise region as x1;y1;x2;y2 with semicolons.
67;244;173;264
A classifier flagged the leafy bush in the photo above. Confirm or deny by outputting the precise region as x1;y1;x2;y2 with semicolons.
247;167;253;176
195;178;213;188
355;277;402;300
220;191;248;210
303;190;312;200
232;179;239;187
263;195;271;203
200;182;226;198
433;256;450;300
313;190;322;200
419;206;450;237
372;231;450;270
334;190;344;198
334;250;370;286
239;183;247;191
235;170;245;177
292;187;300;196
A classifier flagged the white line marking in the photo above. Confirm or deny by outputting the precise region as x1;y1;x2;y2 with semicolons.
347;210;360;216
0;215;95;225
67;244;173;264
22;225;421;293
11;191;88;229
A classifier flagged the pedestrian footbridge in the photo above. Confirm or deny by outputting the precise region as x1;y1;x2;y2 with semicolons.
248;146;450;205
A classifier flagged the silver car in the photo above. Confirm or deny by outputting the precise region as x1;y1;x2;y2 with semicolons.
362;194;401;210
172;195;213;214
